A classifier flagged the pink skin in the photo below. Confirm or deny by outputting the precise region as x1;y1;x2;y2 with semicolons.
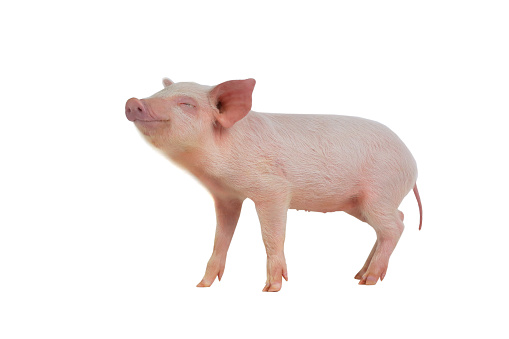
125;77;422;291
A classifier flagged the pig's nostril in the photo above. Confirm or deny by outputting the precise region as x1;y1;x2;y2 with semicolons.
125;97;145;121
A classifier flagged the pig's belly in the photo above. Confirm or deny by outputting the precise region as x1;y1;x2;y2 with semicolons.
288;184;361;213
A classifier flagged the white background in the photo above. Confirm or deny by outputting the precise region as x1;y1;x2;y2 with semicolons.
1;1;508;338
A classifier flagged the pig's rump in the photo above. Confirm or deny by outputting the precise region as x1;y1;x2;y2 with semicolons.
228;112;418;213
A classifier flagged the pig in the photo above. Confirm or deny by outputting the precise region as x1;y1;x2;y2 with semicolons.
125;78;423;292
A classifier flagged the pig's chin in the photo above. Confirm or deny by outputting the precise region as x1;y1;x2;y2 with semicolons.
134;119;169;136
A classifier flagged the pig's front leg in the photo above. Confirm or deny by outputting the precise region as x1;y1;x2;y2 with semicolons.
255;200;289;292
197;197;243;288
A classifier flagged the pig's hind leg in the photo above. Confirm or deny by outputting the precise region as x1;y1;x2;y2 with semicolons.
357;207;405;285
353;210;404;280
345;207;377;280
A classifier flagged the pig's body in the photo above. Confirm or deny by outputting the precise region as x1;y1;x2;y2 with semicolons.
207;112;417;213
126;78;422;291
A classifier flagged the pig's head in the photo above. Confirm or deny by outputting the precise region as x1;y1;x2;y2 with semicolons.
125;78;256;154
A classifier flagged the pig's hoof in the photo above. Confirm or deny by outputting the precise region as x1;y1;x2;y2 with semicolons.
358;274;378;285
358;268;387;285
197;256;225;288
358;271;384;285
196;281;212;288
262;282;282;292
354;269;366;280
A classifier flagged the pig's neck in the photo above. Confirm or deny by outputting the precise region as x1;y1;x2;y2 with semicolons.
168;142;235;197
166;137;221;176
170;146;212;170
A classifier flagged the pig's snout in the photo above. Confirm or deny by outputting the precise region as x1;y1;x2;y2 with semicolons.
125;98;147;122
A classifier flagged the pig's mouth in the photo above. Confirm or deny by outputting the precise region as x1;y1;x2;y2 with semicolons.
133;119;169;123
133;119;170;130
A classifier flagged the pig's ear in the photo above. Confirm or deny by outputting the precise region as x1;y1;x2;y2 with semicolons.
162;78;174;87
209;79;256;128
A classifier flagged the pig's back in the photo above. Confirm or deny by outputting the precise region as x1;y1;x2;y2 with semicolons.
253;112;413;170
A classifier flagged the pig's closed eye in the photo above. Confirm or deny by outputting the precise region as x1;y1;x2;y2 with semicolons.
179;103;195;108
